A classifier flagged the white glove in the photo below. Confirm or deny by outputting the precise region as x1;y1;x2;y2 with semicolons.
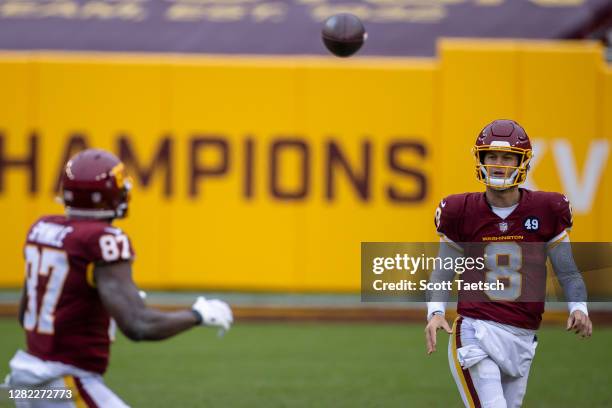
192;296;233;334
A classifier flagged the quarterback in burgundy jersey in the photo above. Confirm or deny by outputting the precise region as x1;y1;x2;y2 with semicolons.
436;189;572;329
5;149;234;408
425;120;591;408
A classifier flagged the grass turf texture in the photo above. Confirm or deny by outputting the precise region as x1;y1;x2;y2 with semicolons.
0;319;610;407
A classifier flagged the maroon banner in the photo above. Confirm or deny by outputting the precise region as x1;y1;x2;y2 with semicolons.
0;0;610;56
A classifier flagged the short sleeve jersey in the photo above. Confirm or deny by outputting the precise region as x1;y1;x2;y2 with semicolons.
23;215;135;374
434;189;572;329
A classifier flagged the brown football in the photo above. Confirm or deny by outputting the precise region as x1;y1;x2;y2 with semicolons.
321;13;367;58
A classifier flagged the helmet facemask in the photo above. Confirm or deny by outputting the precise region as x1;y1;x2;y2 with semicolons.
473;144;532;190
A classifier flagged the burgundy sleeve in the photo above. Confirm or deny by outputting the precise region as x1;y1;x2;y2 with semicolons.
434;195;463;243
83;226;136;266
550;193;573;240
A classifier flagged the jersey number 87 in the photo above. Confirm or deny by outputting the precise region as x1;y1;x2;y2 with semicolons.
23;245;69;334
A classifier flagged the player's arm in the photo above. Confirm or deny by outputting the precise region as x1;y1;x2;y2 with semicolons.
547;194;591;338
95;261;232;341
424;240;458;354
426;197;463;354
18;284;26;328
548;240;592;338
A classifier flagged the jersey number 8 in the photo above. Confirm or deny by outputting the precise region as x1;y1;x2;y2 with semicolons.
484;242;523;301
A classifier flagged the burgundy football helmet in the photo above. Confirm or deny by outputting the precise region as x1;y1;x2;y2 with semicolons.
60;149;132;219
472;119;533;190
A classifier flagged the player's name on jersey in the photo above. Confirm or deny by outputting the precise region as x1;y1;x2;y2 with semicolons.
371;279;505;292
28;221;74;248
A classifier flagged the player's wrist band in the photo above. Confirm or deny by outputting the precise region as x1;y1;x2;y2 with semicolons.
191;309;203;325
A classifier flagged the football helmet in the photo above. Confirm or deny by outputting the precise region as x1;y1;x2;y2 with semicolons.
473;119;532;190
60;149;132;219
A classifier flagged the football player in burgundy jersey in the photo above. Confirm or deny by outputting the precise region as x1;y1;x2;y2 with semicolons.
424;120;592;408
5;149;233;408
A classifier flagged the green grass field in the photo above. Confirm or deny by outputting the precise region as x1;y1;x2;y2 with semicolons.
0;319;610;407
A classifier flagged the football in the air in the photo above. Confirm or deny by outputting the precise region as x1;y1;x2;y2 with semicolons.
321;13;367;57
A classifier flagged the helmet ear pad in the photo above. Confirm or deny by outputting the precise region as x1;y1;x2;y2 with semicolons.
523;151;532;172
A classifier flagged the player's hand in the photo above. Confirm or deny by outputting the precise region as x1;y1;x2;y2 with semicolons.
566;310;592;338
425;314;452;355
192;297;234;334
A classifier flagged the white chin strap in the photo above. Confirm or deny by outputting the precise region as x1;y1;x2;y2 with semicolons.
481;167;519;190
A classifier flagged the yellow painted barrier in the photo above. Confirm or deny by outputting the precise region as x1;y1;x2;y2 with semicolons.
0;40;610;291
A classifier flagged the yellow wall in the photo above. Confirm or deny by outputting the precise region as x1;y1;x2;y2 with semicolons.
0;40;610;291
